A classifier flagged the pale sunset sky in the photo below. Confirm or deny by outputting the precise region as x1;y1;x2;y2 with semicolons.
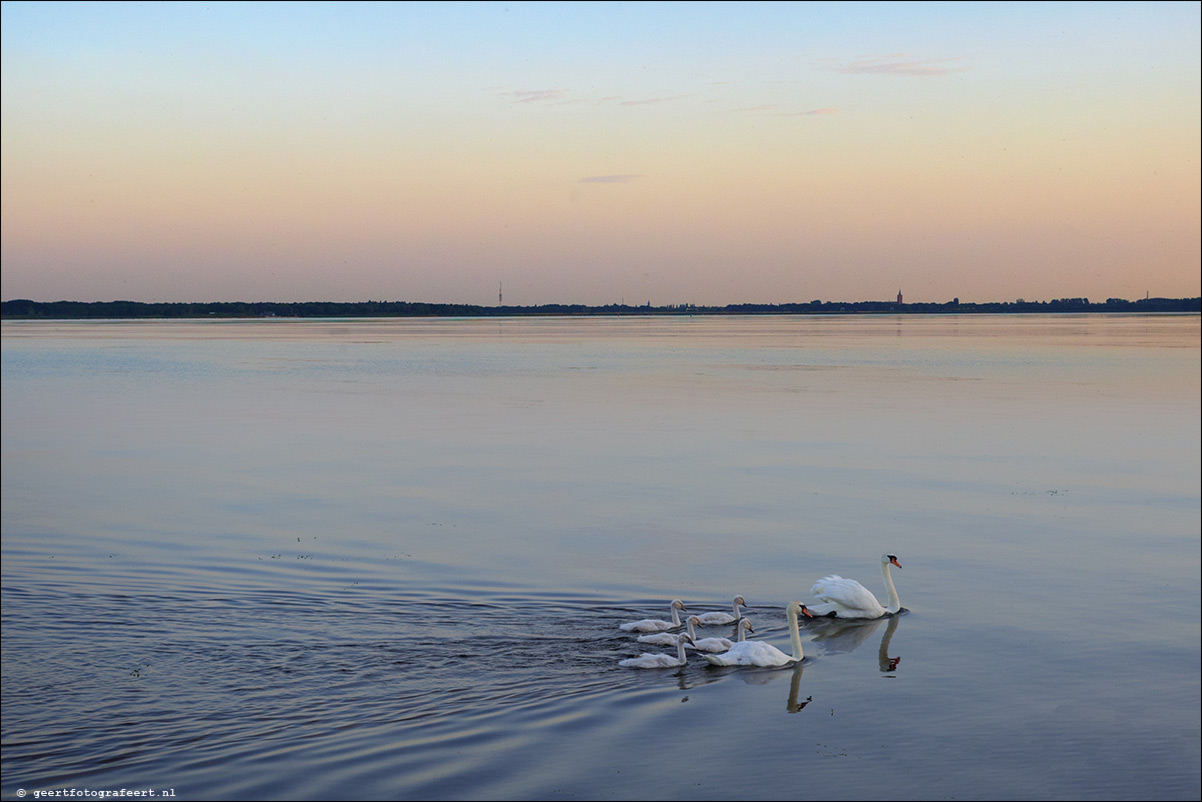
2;1;1198;306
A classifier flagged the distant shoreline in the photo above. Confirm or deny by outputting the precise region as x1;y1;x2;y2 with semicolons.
1;296;1198;320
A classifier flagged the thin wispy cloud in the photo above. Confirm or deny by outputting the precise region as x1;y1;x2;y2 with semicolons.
579;175;643;183
738;104;837;116
501;88;570;103
496;90;689;108
833;54;968;77
619;95;689;106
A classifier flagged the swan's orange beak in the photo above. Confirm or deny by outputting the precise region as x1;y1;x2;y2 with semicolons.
800;605;814;618
889;556;902;568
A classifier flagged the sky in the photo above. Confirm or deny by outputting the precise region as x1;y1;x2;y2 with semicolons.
1;1;1199;306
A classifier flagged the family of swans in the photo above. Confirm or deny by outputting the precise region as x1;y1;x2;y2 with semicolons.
618;554;903;669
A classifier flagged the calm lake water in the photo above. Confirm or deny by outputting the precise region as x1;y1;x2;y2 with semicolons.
2;314;1199;801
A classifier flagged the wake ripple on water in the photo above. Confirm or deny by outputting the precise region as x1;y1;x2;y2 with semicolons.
2;581;765;797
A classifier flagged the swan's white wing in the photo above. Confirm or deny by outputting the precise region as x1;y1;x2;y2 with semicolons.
687;636;733;653
703;641;791;667
809;574;845;597
636;632;679;646
809;574;884;616
691;612;736;625
619;618;673;632
620;650;685;668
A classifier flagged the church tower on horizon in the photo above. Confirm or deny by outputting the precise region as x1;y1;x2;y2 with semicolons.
897;288;903;304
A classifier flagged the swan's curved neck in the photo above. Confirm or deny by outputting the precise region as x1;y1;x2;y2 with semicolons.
675;636;689;664
787;605;805;662
737;620;750;643
881;561;901;614
670;604;682;627
685;617;698;640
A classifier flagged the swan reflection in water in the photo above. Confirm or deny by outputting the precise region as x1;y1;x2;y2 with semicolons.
786;662;811;713
805;611;903;673
702;648;813;712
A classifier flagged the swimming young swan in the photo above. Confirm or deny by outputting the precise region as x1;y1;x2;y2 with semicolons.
635;629;684;647
686;617;754;653
619;634;694;668
807;554;903;619
619;599;687;633
690;595;748;626
704;602;812;667
637;616;753;652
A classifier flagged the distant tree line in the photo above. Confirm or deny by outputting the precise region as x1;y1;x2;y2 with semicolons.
1;296;1198;320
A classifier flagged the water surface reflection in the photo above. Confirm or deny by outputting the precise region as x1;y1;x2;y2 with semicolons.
2;315;1197;801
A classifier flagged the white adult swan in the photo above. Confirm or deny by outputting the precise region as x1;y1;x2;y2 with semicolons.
807;554;903;619
704;602;813;667
691;595;748;626
620;599;687;633
619;634;694;669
